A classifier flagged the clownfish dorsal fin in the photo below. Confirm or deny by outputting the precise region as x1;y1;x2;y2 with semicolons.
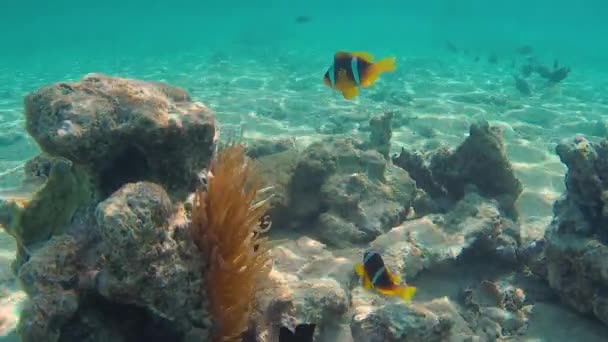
335;51;352;60
351;51;374;63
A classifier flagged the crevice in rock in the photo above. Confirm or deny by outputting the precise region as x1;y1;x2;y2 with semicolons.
99;144;150;197
59;293;182;342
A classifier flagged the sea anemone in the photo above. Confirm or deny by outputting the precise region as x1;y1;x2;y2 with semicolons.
191;144;272;342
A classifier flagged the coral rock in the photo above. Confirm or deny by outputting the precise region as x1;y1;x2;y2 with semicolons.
393;120;523;219
14;182;210;342
369;193;520;280
24;73;217;196
255;237;352;341
245;138;296;159
350;295;455;342
540;137;608;327
367;111;393;159
95;182;207;332
0;156;93;270
278;138;422;247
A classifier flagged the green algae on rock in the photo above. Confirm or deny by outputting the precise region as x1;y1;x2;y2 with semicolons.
0;156;93;270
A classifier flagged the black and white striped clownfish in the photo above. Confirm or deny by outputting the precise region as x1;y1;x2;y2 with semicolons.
354;250;417;302
323;51;396;100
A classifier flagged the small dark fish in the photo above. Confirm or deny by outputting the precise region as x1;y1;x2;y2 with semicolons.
520;64;533;77
295;15;311;24
474;56;480;63
279;323;316;342
488;53;498;64
548;66;570;84
513;75;532;96
534;63;571;84
516;45;533;55
534;65;553;79
445;40;459;54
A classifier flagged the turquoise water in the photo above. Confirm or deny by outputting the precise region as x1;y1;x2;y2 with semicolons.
2;0;608;340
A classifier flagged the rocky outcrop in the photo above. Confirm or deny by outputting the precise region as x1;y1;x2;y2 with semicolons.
245;138;296;159
16;185;210;342
1;75;216;342
350;295;462;342
24;73;217;197
540;136;608;326
368;193;521;280
258;137;425;247
367;111;393;159
345;193;527;341
393;120;523;219
251;193;524;341
254;237;352;341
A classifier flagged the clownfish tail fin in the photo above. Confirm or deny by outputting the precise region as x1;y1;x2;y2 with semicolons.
361;57;396;87
397;285;417;302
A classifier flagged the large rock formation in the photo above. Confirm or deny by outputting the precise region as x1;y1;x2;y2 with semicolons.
24;73;216;197
367;193;521;282
256;137;426;247
540;136;608;326
252;193;526;342
393;120;523;219
0;74;218;342
254;237;352;341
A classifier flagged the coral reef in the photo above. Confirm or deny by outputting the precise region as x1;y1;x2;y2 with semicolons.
257;137;424;247
0;156;93;270
191;145;272;342
24;73;216;197
5;71;608;342
393;120;523;218
536;136;608;326
254;237;352;341
368;193;521;282
245;138;296;159
0;75;219;342
14;180;210;342
350;297;456;342
366;111;393;159
250;194;526;342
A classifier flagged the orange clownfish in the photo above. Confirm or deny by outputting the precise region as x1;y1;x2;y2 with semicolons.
354;250;417;302
323;51;396;100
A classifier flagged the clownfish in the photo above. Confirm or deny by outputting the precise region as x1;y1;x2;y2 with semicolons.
354;250;417;302
323;51;396;100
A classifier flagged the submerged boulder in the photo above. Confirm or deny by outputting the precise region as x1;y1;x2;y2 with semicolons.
368;193;521;281
254;237;352;341
540;136;608;326
24;73;217;197
350;295;458;342
15;181;210;342
265;137;425;247
1;75;217;341
393;120;523;219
